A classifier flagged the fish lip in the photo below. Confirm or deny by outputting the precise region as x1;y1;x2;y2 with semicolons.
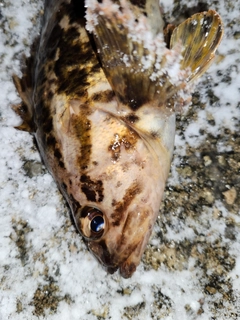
106;265;118;275
103;260;137;279
87;241;118;272
119;262;137;279
87;241;137;278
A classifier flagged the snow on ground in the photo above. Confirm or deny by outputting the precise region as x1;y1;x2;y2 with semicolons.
0;0;239;319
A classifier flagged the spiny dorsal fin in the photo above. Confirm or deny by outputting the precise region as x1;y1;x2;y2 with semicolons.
170;10;224;82
86;0;187;110
88;0;164;36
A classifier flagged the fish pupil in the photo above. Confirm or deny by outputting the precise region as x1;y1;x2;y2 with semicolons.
91;216;104;233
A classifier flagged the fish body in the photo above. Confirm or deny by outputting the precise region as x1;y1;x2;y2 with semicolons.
13;0;223;277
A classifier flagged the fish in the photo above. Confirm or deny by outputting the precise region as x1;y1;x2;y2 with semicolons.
12;0;223;278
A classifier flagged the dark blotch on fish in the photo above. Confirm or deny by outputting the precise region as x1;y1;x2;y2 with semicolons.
111;182;141;226
108;131;138;161
125;113;139;124
91;90;115;103
130;0;146;8
70;107;92;171
80;174;104;202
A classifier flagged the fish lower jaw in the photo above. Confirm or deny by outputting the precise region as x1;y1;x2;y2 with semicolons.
119;260;137;279
88;241;141;278
101;258;138;279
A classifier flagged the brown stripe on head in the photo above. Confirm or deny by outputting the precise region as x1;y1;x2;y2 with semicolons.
111;181;141;226
80;174;104;202
69;103;92;171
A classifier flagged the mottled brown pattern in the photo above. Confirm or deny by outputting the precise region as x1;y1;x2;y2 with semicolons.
108;135;121;162
13;0;103;222
47;2;101;99
124;113;139;124
46;134;57;148
108;129;139;161
91;90;115;103
80;174;104;203
100;0;146;13
32;0;102;161
53;147;64;168
54;35;98;98
12;0;225;280
70;106;92;171
111;182;141;226
111;73;151;111
129;0;146;8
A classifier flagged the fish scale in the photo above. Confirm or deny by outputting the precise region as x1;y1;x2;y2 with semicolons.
13;0;223;278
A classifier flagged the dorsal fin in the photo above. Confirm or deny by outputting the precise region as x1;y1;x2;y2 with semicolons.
170;10;224;82
86;0;180;110
86;1;223;111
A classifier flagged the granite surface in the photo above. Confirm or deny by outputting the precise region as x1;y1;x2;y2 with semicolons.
0;0;239;319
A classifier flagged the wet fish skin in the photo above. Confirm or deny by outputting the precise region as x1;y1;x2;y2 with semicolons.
13;0;223;278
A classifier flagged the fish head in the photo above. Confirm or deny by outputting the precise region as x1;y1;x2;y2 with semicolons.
68;110;172;278
74;172;164;278
76;200;156;278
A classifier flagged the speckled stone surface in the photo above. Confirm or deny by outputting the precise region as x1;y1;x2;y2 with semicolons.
0;0;239;319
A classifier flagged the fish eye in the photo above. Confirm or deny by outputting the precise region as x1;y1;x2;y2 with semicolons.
90;215;105;233
78;206;106;240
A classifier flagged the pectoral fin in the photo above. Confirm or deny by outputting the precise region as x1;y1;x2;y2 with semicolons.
12;70;35;132
170;10;223;82
12;36;38;133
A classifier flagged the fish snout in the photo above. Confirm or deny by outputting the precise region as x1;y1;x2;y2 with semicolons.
88;240;139;278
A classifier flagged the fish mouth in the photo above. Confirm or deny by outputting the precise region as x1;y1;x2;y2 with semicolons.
87;240;138;278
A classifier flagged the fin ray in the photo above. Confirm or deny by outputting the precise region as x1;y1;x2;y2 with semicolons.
12;40;38;132
86;0;183;110
170;10;224;82
12;69;35;132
